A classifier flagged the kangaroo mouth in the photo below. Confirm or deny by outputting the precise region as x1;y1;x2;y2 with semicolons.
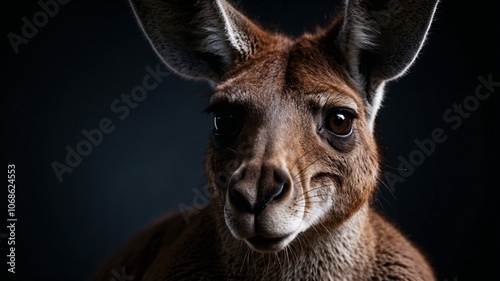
246;235;288;252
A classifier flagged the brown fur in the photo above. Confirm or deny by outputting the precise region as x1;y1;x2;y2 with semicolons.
92;0;438;280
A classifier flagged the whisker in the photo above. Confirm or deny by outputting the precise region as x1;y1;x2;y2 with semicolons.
289;148;316;172
290;155;327;182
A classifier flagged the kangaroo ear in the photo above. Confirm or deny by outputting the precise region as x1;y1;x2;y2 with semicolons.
335;0;439;124
130;0;270;84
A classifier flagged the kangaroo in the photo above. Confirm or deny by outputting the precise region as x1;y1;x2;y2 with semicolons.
92;0;439;280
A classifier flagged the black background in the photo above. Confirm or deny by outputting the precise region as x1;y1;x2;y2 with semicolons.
1;0;499;280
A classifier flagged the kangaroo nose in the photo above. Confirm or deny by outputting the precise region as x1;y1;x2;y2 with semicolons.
228;166;290;214
253;181;285;214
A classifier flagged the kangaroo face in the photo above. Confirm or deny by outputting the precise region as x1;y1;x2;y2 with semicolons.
205;37;379;252
130;0;437;255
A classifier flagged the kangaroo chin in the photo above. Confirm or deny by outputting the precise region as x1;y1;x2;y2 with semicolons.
92;0;439;280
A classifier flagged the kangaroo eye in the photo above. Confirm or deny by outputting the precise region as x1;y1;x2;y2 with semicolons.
211;112;244;149
214;115;241;135
206;102;246;149
324;109;355;136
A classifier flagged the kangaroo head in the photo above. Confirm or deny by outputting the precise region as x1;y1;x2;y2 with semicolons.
131;0;437;253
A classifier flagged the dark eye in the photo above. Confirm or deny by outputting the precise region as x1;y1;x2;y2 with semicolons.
324;109;355;136
214;115;241;135
211;111;244;149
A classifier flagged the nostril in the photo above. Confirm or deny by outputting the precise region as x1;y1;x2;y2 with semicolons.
228;167;291;214
268;183;285;202
228;185;254;213
271;169;290;201
253;182;288;214
273;169;285;184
